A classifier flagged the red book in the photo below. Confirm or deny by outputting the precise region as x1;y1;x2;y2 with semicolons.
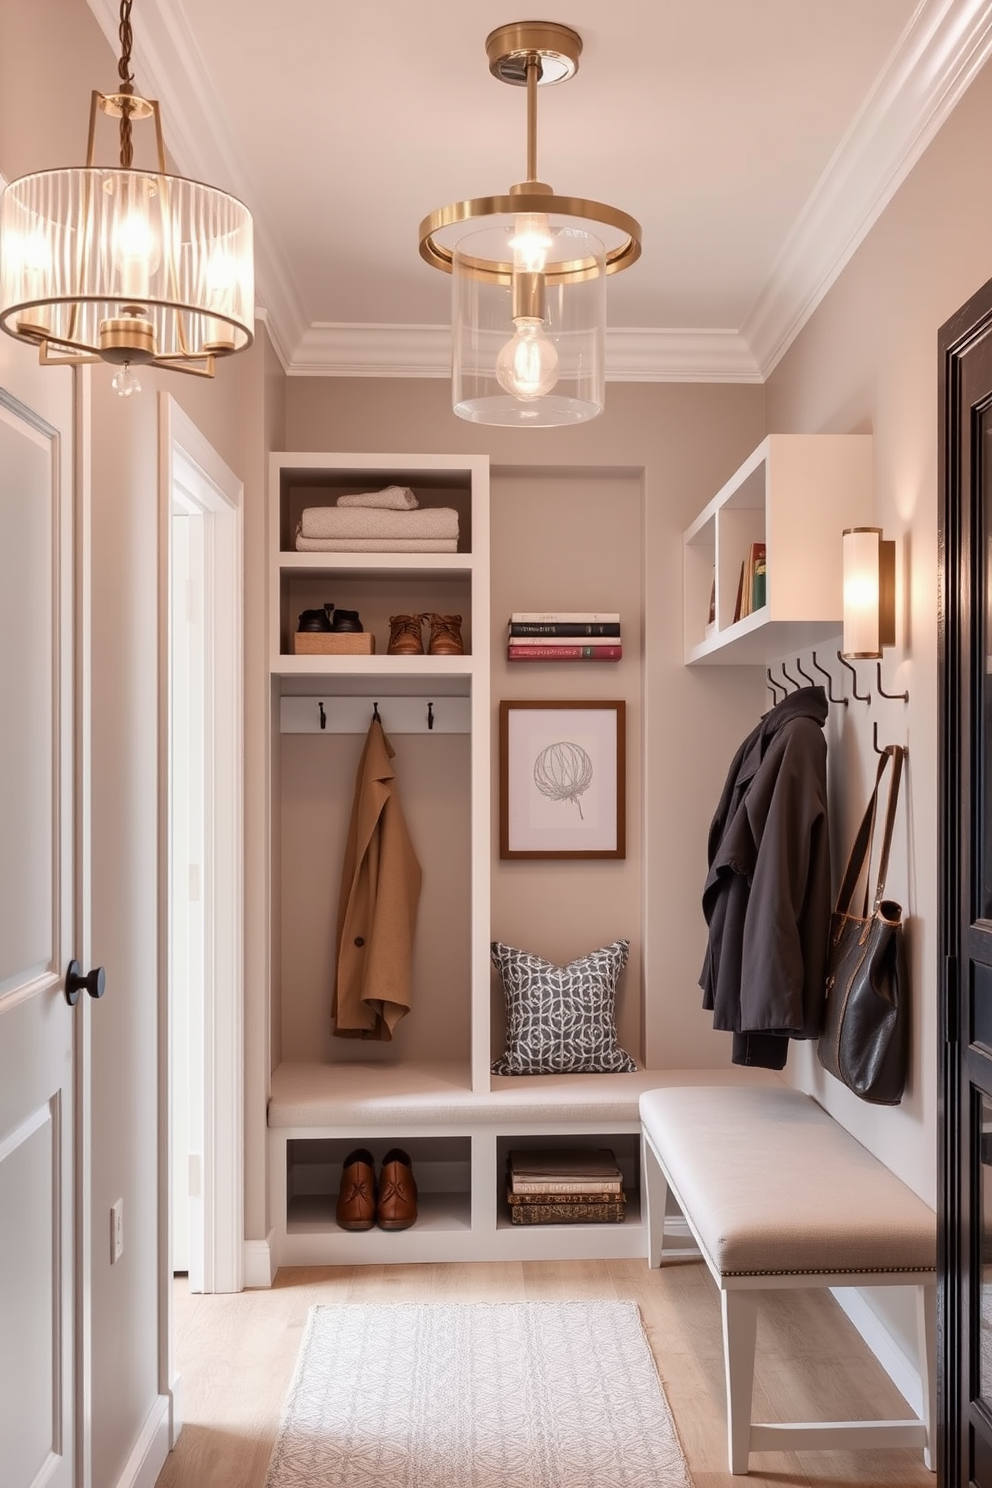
506;644;623;661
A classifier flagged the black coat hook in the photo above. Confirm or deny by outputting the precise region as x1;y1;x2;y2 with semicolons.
317;701;326;731
427;701;434;730
766;668;785;703
837;651;870;703
876;659;909;703
872;721;907;756
795;657;815;687
811;651;847;706
372;700;380;722
781;661;801;691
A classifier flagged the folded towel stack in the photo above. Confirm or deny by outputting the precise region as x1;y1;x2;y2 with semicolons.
296;504;459;553
335;485;419;511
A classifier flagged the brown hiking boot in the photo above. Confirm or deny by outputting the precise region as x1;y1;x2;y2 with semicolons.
424;613;464;655
387;614;425;655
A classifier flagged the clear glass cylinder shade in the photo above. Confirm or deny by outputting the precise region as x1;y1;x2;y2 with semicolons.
0;168;254;363
451;221;606;426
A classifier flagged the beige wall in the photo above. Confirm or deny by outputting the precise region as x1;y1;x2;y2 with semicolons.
278;377;767;1079
763;46;992;1210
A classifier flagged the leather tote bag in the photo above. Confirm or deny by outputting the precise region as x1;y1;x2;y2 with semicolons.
817;745;908;1105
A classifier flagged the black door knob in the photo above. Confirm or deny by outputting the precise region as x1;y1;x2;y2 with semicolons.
64;959;107;1006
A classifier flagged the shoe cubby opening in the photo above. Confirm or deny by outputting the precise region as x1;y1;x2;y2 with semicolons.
279;469;474;555
494;1132;642;1232
285;1134;473;1234
278;571;473;658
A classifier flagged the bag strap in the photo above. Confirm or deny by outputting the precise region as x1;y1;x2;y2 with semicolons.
870;744;904;911
834;746;905;917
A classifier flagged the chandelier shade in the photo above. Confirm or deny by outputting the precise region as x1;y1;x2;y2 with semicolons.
0;0;253;385
419;21;640;427
0;159;253;370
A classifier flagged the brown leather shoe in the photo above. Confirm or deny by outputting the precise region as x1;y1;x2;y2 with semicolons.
424;613;464;655
377;1148;418;1230
335;1147;377;1230
387;614;425;655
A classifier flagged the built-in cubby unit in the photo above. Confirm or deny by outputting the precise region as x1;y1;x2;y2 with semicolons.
264;450;783;1273
683;433;873;664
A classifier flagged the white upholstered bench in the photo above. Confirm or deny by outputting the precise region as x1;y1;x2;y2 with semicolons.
639;1084;937;1475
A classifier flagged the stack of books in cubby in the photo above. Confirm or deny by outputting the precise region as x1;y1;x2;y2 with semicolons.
732;542;767;624
506;612;622;662
506;1148;626;1225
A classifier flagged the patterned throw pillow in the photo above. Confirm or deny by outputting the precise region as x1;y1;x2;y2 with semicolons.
490;939;636;1075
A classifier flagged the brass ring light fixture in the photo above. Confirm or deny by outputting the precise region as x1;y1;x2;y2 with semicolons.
419;21;642;426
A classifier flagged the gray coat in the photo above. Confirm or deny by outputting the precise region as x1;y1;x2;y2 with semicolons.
699;687;831;1069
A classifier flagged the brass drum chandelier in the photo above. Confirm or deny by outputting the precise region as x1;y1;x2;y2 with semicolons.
420;21;641;427
0;0;253;395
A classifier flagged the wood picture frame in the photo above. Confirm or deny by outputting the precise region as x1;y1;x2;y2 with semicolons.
499;699;626;859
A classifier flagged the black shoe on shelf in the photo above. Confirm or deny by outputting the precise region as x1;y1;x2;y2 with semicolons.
331;608;363;632
298;607;332;632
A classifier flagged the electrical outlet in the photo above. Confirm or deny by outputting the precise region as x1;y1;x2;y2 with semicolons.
110;1198;124;1264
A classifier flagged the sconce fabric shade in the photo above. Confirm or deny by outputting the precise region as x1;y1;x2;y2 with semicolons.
842;527;895;659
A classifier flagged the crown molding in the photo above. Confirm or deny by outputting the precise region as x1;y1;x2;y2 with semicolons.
744;0;992;376
287;323;762;382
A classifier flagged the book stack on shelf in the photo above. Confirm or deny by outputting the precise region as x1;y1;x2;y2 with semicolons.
506;1148;627;1225
506;612;622;662
732;542;767;624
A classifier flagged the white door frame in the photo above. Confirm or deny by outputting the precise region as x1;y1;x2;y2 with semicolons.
158;393;244;1325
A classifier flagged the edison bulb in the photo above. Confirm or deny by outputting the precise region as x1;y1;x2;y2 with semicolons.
495;318;559;400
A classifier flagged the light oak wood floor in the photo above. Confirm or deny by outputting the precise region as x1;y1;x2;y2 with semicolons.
155;1258;933;1488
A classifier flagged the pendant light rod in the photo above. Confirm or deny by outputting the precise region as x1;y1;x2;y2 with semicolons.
526;54;539;184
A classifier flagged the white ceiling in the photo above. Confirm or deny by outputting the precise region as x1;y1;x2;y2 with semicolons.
85;0;992;380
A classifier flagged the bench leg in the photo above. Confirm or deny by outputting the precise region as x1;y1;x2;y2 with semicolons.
641;1133;669;1269
722;1288;758;1475
916;1283;937;1473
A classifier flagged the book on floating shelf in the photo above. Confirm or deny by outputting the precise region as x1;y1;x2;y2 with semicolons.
508;621;622;638
750;543;767;612
507;644;623;662
734;542;766;624
506;1187;625;1205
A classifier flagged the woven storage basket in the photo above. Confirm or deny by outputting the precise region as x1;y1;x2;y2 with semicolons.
293;632;376;655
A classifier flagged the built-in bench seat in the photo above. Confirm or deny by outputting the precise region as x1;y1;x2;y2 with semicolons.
639;1084;937;1476
267;1060;781;1128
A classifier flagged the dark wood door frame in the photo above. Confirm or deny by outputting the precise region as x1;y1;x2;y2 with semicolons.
939;273;992;1488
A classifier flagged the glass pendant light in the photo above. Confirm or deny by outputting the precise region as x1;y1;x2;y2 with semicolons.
420;22;641;427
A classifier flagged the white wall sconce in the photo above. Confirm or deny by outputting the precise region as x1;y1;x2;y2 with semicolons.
841;527;895;659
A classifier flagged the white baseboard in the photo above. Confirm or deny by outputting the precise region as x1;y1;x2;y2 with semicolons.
831;1286;923;1416
170;1371;183;1446
243;1230;276;1288
111;1394;172;1488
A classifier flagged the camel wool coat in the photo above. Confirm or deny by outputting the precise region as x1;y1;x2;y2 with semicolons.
332;718;422;1040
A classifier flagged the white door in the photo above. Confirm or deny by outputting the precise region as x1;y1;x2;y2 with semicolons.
0;355;78;1487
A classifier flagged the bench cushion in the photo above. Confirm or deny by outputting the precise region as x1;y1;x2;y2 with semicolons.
639;1085;936;1278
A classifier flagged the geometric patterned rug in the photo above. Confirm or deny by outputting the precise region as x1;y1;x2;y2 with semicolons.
263;1300;693;1487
